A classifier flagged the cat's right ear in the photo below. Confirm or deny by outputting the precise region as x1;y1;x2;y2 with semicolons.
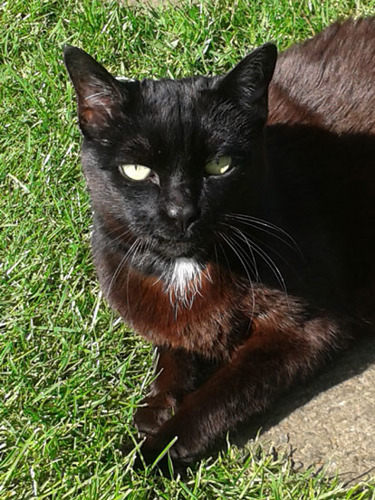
63;46;126;139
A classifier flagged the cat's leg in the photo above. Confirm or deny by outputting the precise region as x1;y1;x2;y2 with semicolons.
139;313;348;467
134;347;212;438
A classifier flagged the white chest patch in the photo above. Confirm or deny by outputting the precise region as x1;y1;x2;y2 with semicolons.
166;258;203;307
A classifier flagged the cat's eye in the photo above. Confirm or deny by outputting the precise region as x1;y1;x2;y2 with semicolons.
118;164;152;181
204;156;232;176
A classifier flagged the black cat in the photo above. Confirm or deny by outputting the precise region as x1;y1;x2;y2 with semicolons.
64;17;375;469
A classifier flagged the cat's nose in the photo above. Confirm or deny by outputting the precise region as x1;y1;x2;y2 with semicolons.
167;203;200;233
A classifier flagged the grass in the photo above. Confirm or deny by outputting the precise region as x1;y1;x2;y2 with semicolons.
1;0;375;497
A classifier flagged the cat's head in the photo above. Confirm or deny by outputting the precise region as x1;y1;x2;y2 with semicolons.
64;44;277;279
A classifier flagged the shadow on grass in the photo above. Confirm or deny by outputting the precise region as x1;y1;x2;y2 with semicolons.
233;333;375;444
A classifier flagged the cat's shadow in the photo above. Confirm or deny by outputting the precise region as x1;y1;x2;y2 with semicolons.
232;333;375;447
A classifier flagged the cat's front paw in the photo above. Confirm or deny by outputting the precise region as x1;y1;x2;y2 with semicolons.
135;434;194;475
134;394;176;438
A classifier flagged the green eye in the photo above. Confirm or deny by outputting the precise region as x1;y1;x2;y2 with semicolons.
118;164;152;181
204;156;232;176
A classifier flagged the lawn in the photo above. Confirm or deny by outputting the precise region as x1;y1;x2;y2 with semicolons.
1;0;375;498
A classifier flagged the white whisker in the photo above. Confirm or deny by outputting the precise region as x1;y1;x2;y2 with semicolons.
225;213;302;257
106;238;141;297
218;231;256;314
229;226;287;296
125;238;148;315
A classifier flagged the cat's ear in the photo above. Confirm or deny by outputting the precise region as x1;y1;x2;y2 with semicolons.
63;46;126;139
216;43;277;112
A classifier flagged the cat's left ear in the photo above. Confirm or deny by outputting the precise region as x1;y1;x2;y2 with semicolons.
217;43;277;111
63;46;127;139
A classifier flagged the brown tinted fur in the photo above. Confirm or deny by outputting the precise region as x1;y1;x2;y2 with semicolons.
67;18;375;470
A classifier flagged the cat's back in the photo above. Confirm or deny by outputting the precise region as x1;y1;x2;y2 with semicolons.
265;18;375;320
268;17;375;134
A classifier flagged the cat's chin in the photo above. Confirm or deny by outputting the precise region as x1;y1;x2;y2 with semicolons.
163;257;204;298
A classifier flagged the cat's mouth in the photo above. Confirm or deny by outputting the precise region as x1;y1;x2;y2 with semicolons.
152;234;209;261
125;235;209;284
158;242;204;261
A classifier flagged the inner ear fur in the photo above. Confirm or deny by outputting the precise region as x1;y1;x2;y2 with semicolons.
63;45;125;137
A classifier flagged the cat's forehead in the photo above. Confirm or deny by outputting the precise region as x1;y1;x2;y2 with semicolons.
121;76;221;151
115;74;245;161
140;75;215;98
135;76;216;116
